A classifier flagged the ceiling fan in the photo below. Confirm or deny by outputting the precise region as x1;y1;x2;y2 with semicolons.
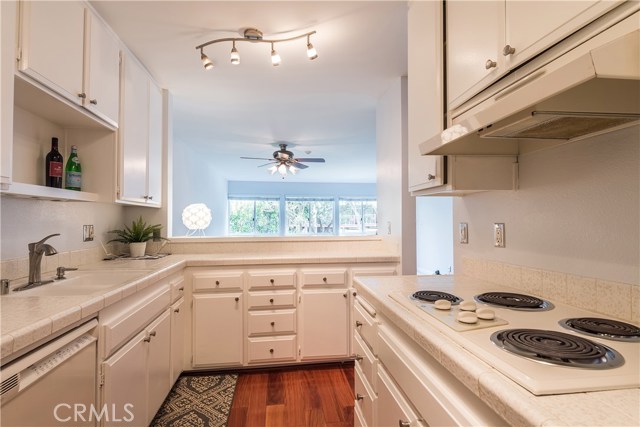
240;143;326;176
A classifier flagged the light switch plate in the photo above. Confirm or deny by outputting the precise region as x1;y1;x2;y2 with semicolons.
494;223;505;247
83;225;95;242
459;223;468;244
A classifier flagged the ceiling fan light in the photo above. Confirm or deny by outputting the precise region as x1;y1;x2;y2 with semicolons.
230;42;240;65
201;51;214;70
271;43;281;66
289;165;298;175
268;165;278;175
278;164;287;175
306;43;318;60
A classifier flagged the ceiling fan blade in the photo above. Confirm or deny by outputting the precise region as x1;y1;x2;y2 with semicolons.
292;162;309;169
240;156;273;161
295;158;326;163
257;162;277;168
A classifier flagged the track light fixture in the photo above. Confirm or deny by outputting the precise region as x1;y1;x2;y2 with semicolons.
196;28;317;70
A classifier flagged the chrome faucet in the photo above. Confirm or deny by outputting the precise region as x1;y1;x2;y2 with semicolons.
28;233;60;286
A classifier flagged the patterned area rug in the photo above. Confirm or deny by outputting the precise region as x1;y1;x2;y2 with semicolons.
150;374;238;427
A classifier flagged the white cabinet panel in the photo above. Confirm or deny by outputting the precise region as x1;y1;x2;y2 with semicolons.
192;270;243;291
247;336;296;363
300;289;349;360
146;81;162;205
377;366;423;427
192;293;243;366
146;310;171;421
170;298;185;384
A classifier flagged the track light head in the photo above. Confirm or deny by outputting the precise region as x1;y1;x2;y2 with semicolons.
200;49;214;70
271;43;281;66
230;41;240;65
306;35;318;60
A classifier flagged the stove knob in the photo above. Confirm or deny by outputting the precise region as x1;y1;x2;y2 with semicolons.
476;308;495;320
434;299;452;310
459;300;477;311
457;311;478;324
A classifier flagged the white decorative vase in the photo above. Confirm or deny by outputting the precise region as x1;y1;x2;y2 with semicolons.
129;242;147;258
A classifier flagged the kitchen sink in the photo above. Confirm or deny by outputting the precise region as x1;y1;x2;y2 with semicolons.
7;269;153;297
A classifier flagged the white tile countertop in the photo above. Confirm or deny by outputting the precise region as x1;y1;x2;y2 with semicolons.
353;274;640;427
0;252;399;362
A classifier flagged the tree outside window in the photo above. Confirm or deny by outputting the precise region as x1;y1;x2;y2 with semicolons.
228;198;279;235
285;198;334;235
339;199;377;235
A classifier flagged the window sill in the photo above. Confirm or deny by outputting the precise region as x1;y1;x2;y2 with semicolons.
169;235;383;243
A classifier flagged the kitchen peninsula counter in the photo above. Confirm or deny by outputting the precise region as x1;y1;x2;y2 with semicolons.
354;275;640;427
1;252;398;362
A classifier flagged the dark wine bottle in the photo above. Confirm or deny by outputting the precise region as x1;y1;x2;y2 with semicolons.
45;137;63;188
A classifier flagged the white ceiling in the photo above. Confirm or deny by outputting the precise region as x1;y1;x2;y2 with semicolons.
91;1;408;183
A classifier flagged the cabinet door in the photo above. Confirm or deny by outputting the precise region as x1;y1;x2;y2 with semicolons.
300;289;349;360
19;1;85;105
85;10;120;127
102;331;147;427
407;1;445;192
505;0;621;69
147;310;171;422
120;52;149;203
193;293;243;366
377;366;422;427
446;1;505;108
170;298;185;384
146;81;162;205
1;0;16;188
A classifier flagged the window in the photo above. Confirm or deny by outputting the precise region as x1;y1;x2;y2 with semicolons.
339;199;377;235
285;198;334;235
228;197;279;235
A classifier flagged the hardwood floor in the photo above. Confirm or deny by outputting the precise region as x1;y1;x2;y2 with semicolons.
227;362;355;427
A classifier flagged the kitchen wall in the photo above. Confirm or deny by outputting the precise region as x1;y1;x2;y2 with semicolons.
454;125;639;285
377;76;416;274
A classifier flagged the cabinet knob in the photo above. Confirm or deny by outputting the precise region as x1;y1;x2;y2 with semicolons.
352;291;357;297
502;44;516;56
355;321;363;327
215;280;220;286
399;421;411;427
178;287;184;291
322;277;327;282
78;92;86;99
355;354;363;362
485;59;497;69
270;321;275;326
356;393;364;401
89;99;98;105
270;279;275;284
269;298;274;303
427;174;436;181
235;297;239;302
269;348;274;354
174;308;180;313
143;336;151;342
343;293;347;298
147;195;153;200
149;331;157;337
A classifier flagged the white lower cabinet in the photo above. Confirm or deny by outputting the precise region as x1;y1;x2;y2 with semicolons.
102;308;171;427
192;293;243;367
299;288;349;360
170;298;185;384
377;366;425;427
354;364;376;427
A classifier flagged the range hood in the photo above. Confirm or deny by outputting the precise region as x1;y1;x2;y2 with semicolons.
421;21;640;156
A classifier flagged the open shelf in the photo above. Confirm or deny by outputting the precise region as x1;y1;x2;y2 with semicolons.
0;182;99;202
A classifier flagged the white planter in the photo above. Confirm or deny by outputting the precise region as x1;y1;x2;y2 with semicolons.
129;242;147;258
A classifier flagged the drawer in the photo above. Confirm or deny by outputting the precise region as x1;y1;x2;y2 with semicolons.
248;310;296;336
355;364;376;427
248;289;296;309
354;300;378;355
170;275;185;303
353;332;377;392
247;336;296;363
247;270;296;289
354;403;368;427
377;365;423;427
192;270;243;291
301;269;346;286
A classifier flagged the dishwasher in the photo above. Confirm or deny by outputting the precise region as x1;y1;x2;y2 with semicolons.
1;319;98;427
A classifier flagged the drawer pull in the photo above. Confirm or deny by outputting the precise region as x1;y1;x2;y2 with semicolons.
485;59;497;69
355;354;363;362
353;291;357;297
270;321;275;326
174;308;180;313
178;287;184;291
322;277;327;282
89;99;98;105
215;280;220;286
356;393;364;401
502;44;516;56
143;336;151;342
78;92;86;99
269;298;274;303
235;297;239;302
355;321;363;327
149;331;157;337
343;293;347;298
270;279;275;284
269;348;274;354
399;421;411;427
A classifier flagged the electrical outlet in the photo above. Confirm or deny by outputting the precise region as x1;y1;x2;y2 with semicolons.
83;225;95;242
459;223;468;244
494;223;505;247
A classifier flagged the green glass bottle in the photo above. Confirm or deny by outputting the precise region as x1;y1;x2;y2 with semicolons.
65;145;82;191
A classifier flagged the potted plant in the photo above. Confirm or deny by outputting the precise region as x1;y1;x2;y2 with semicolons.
108;216;165;257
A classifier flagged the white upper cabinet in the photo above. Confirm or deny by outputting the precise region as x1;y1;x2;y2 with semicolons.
407;0;445;193
119;51;162;207
447;0;622;109
18;1;120;127
85;10;120;126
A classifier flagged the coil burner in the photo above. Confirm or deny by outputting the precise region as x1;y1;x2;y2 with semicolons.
490;328;624;369
560;317;640;342
475;292;553;311
411;290;462;305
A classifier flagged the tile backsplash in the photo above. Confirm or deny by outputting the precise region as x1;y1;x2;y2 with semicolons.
462;257;639;324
